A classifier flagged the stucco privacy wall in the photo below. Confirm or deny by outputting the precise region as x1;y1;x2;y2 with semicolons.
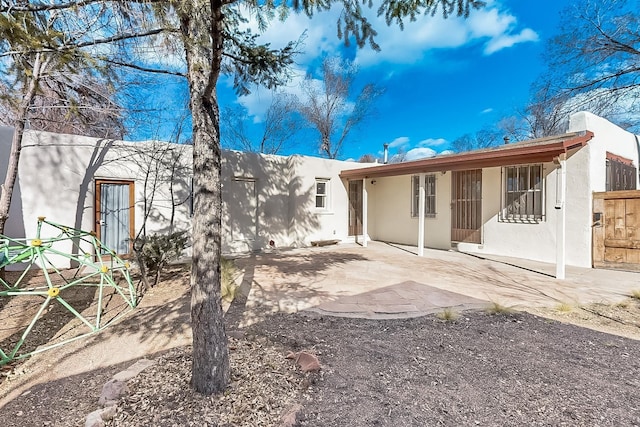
1;129;192;269
221;150;366;253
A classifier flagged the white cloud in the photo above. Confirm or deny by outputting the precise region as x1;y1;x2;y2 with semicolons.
388;136;410;148
224;3;539;122
484;28;539;55
238;2;539;70
405;147;437;161
354;5;539;65
418;138;447;147
481;108;494;114
439;149;455;156
230;64;317;122
241;6;343;64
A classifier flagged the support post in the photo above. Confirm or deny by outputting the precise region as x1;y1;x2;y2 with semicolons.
556;155;567;279
418;173;425;257
362;178;368;248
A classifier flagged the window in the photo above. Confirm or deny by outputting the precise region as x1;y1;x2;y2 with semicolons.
315;179;329;209
502;164;544;221
606;154;636;191
411;174;436;217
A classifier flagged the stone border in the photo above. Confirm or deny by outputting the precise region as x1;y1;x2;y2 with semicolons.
85;359;155;427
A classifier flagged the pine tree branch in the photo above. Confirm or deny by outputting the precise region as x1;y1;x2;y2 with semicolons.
0;0;163;13
100;58;186;77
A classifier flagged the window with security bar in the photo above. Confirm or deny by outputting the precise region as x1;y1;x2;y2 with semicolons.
606;158;636;191
411;174;436;217
502;164;544;221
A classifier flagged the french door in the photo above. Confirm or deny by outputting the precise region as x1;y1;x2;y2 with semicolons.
95;180;135;255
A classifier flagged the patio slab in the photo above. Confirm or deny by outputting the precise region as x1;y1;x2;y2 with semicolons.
230;241;640;324
308;281;487;319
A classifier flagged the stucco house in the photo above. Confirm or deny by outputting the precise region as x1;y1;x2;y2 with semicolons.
341;112;640;277
1;111;638;277
0;126;366;269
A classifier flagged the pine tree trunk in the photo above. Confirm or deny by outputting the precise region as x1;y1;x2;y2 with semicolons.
0;119;25;235
179;0;230;395
0;54;43;236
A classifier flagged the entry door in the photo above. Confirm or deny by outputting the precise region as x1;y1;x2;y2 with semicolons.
349;180;363;236
451;170;482;244
95;180;134;255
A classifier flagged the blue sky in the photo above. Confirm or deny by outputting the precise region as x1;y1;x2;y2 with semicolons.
131;0;574;161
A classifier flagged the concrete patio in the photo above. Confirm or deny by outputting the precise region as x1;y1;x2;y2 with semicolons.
230;241;640;324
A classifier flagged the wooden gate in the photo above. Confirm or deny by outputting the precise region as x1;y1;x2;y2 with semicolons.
593;190;640;271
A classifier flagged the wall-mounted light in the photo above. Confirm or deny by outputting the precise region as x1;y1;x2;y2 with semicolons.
370;179;377;185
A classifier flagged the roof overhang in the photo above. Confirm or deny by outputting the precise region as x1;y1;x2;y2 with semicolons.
340;131;594;180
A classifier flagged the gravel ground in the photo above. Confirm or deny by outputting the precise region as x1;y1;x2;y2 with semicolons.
106;306;640;427
254;310;640;426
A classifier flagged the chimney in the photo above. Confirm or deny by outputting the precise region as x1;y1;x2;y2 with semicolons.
383;143;389;164
503;136;510;145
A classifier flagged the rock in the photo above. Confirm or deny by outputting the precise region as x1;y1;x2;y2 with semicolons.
100;405;117;421
227;330;245;340
85;409;105;427
98;379;128;406
286;351;321;373
280;403;303;427
112;359;155;382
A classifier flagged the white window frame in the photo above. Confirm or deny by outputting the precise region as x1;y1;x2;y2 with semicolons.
315;178;330;210
411;174;436;217
501;164;545;222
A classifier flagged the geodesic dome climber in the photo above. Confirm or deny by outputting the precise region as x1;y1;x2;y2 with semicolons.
0;217;137;365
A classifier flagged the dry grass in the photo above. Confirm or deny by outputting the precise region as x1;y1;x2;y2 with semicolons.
615;300;630;309
631;290;640;300
221;257;239;302
436;308;458;322
486;301;514;315
555;302;573;313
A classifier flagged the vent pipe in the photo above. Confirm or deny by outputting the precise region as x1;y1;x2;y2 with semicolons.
383;143;389;164
503;136;510;145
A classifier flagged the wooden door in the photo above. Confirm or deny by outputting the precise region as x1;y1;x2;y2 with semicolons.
349;180;363;236
95;180;135;255
451;170;482;244
593;190;640;270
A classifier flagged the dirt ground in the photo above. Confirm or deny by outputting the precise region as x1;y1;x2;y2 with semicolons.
1;268;640;426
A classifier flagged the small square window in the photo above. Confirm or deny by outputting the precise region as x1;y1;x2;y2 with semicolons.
316;179;329;209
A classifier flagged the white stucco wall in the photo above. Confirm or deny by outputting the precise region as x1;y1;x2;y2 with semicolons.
453;112;639;268
2;129;371;266
1;129;193;268
222;150;291;253
366;112;639;268
369;172;451;250
457;163;566;265
221;150;365;253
